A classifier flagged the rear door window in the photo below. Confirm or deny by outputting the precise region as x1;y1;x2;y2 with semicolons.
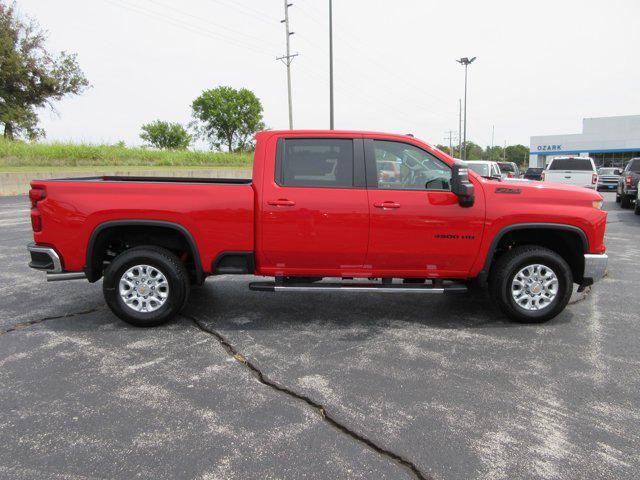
548;159;593;171
278;139;354;188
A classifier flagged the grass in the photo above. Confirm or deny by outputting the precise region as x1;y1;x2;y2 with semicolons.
0;138;253;169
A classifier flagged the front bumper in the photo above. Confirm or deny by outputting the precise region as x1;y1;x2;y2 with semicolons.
583;253;608;285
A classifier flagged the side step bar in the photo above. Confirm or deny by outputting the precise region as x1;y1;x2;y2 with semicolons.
249;281;467;294
46;272;87;282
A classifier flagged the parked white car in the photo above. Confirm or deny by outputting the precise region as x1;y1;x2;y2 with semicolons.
542;156;598;189
465;160;502;179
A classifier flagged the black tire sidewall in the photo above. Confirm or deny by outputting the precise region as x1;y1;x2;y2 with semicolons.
103;248;188;327
620;194;631;208
493;248;573;323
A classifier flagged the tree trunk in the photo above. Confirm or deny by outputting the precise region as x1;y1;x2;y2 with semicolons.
3;122;14;140
228;135;233;153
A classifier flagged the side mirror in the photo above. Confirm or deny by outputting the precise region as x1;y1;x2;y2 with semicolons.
451;163;475;207
614;169;621;175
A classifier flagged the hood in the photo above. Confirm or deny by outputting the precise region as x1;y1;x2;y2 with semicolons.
482;177;603;203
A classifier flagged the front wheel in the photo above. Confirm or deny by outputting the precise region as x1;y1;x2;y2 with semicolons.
489;246;573;323
103;246;190;327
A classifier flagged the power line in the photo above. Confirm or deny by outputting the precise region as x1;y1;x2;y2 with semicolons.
206;0;280;26
296;0;452;111
141;0;280;49
104;0;274;56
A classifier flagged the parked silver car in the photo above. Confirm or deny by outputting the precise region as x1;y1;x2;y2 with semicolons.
597;167;621;191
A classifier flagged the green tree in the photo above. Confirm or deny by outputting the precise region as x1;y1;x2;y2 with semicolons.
505;144;529;167
191;86;264;152
0;2;89;139
435;144;453;156
485;145;504;161
463;141;484;160
140;120;191;150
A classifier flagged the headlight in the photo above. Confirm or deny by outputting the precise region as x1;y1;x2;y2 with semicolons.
592;200;603;209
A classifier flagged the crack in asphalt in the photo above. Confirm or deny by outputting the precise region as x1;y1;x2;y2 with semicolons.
186;313;431;480
0;307;101;336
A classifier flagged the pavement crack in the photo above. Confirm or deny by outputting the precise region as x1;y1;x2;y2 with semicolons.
186;313;432;480
0;307;101;336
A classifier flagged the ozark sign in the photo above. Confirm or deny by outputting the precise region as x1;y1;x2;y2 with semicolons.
536;144;562;151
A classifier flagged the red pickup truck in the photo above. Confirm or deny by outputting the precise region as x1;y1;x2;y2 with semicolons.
28;130;608;326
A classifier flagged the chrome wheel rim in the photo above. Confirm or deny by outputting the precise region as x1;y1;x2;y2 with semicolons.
511;264;559;311
119;264;169;313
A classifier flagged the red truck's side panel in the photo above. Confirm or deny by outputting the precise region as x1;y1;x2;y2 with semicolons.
31;180;254;274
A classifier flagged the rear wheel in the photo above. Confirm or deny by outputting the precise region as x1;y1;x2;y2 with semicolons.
489;245;572;323
615;193;621;203
634;199;640;215
620;194;632;208
103;246;190;327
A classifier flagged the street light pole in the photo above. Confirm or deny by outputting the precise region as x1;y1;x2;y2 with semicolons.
456;56;476;160
329;0;334;129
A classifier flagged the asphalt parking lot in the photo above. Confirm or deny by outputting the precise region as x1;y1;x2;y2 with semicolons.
1;192;639;480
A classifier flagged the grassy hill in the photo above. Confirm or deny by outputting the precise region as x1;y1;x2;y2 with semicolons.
0;138;253;169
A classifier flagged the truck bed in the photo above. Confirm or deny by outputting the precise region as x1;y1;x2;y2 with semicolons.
30;176;255;274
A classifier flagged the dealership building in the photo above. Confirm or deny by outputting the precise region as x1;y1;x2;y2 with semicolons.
529;115;640;168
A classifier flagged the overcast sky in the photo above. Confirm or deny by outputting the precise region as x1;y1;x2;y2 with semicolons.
17;0;640;149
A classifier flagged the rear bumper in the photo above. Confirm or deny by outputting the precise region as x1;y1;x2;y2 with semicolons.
583;253;608;285
28;243;87;281
27;243;62;272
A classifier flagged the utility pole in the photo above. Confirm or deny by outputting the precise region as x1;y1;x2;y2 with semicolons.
456;56;476;160
503;140;507;161
490;125;495;160
329;0;334;129
277;1;298;129
445;130;456;157
458;99;462;159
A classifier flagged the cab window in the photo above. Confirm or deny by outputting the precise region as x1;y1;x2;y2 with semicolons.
278;139;354;188
372;140;451;190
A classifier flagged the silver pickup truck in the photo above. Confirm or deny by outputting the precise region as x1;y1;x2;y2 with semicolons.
542;156;598;189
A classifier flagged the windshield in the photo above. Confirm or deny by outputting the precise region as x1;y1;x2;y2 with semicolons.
598;168;618;175
526;168;543;174
548;158;593;171
629;160;640;173
467;163;490;177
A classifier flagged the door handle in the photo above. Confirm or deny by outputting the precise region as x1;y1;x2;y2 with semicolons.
267;199;296;207
373;201;401;209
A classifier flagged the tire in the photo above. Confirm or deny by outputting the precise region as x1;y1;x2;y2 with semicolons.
615;193;621;203
489;245;573;323
620;194;632;209
634;200;640;215
103;246;190;327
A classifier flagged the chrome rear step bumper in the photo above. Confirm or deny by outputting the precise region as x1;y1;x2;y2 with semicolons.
27;243;62;272
249;281;468;294
28;243;86;281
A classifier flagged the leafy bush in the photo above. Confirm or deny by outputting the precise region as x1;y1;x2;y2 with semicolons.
140;120;191;150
